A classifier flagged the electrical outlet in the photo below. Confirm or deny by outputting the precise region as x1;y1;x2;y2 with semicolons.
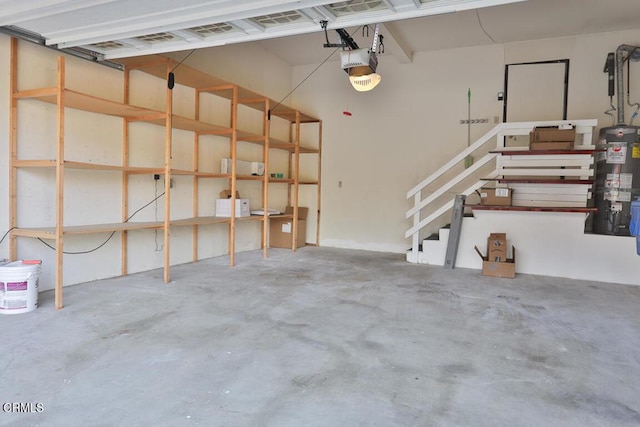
153;174;174;188
460;118;489;124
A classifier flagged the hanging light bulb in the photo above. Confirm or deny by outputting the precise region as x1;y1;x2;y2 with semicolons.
348;70;381;92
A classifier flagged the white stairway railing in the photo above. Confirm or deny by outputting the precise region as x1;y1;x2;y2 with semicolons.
405;119;598;259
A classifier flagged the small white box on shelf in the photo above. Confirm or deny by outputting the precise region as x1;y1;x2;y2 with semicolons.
216;199;251;217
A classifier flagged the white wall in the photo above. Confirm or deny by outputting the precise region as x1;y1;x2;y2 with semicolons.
290;29;640;257
291;44;505;252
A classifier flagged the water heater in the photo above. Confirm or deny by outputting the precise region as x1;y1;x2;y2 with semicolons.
592;126;640;235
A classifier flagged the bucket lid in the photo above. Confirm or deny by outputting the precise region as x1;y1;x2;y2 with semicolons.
0;260;42;271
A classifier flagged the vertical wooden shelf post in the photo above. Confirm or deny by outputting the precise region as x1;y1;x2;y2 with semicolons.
316;120;323;246
262;99;270;258
192;89;201;262
291;111;301;251
9;38;18;262
163;63;172;283
121;68;131;276
54;56;66;309
229;86;238;266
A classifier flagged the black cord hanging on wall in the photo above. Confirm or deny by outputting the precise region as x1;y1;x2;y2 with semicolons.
167;49;196;89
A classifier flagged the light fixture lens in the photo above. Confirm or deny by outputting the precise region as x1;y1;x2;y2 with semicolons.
349;73;381;92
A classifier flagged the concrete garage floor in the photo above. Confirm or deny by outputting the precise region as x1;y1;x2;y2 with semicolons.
2;247;640;427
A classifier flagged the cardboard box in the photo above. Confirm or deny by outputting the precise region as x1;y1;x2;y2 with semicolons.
530;126;576;143
283;206;308;220
216;198;250;217
479;188;512;206
475;245;516;278
487;232;507;262
529;140;573;151
219;190;240;199
269;206;308;249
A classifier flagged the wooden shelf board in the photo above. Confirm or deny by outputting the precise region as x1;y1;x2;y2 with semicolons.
269;178;294;184
237;216;266;222
21;87;165;121
193;171;229;178
298;180;319;185
197;127;233;136
145;115;230;133
13;159;56;168
13;221;163;237
269;107;319;123
64;222;164;234
11;228;56;239
125;167;165;174
199;128;266;144
467;205;596;213
236;175;265;181
268;214;294;220
171;216;230;226
269;143;295;152
66;161;161;173
13;87;58;99
237;130;266;144
269;142;319;153
17;86;233;134
299;147;320;154
120;55;231;91
67;162;160;173
269;137;291;147
176;116;230;134
168;169;228;178
13;159;163;174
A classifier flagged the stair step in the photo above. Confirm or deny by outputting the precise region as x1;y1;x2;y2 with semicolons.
481;178;594;185
466;204;597;213
490;149;597;155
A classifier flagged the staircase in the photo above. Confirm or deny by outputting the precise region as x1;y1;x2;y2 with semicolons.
405;119;640;286
406;119;597;257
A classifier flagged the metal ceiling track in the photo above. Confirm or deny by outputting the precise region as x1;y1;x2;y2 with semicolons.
0;25;124;70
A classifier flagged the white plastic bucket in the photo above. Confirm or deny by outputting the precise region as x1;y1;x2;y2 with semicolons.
0;260;42;315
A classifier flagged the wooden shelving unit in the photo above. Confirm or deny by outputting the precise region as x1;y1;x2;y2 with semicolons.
9;40;321;309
